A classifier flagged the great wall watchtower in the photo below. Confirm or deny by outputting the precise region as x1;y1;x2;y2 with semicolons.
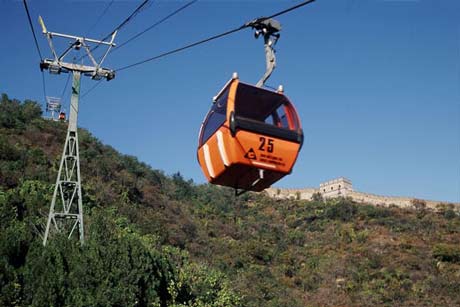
319;177;353;198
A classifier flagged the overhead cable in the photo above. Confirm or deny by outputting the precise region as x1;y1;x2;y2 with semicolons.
79;0;196;101
81;80;103;100
116;26;244;72
23;0;43;60
23;0;48;104
41;72;47;105
116;0;316;72
61;72;71;98
85;0;115;35
115;0;198;51
88;0;152;55
265;0;317;20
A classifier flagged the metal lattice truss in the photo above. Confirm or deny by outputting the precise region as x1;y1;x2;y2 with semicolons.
43;72;84;245
44;129;84;243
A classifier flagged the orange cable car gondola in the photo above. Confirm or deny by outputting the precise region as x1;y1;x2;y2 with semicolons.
197;18;304;192
58;112;66;121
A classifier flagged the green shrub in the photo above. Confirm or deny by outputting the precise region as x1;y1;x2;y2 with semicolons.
356;229;370;243
443;209;457;220
411;198;427;211
324;198;357;221
432;244;460;263
358;204;391;219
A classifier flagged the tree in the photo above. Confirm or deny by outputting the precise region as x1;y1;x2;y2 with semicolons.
312;192;323;202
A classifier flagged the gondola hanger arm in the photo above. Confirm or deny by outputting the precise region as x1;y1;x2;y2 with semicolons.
248;18;282;88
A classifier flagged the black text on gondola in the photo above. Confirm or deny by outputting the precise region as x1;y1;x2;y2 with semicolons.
260;153;285;167
259;137;274;153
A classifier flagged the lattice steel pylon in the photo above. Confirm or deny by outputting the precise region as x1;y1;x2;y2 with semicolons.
39;16;117;245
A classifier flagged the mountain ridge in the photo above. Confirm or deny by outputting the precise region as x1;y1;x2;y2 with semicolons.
266;187;460;210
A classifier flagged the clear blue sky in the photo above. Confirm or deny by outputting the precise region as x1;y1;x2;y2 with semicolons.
1;0;459;202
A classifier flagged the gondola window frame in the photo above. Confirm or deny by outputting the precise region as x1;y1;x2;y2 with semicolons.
199;87;230;146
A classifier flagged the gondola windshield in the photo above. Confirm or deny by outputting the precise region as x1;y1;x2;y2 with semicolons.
199;88;229;146
232;83;301;142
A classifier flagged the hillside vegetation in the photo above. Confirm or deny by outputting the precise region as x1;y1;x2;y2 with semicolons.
1;94;460;306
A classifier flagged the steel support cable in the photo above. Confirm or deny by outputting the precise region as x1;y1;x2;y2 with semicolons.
59;73;70;114
78;0;151;62
23;0;48;104
116;26;244;71
61;73;71;98
23;0;43;60
85;0;115;35
101;0;151;41
264;0;316;20
41;73;47;103
60;54;80;100
58;54;75;100
81;80;103;100
115;0;316;72
82;0;316;100
114;0;198;52
80;1;195;101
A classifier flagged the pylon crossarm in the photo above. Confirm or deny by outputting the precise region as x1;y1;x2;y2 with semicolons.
58;42;77;63
41;58;112;74
39;16;59;61
39;16;116;47
82;43;99;67
47;34;59;62
46;31;116;46
38;16;116;80
98;30;118;68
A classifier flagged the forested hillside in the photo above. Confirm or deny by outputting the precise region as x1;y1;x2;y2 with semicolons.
1;94;460;306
